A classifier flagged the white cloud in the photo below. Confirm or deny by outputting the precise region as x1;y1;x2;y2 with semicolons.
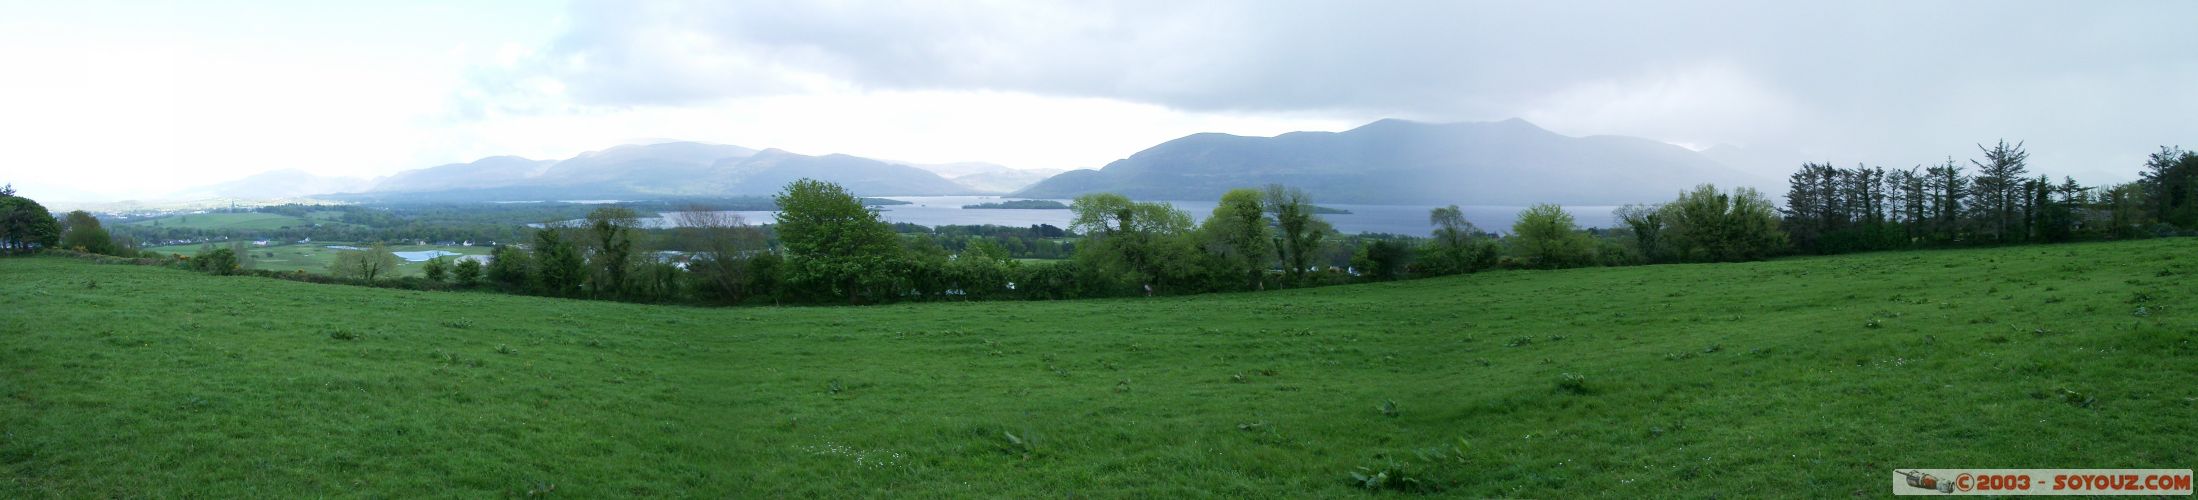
441;89;1358;171
6;0;2196;202
1521;63;1800;151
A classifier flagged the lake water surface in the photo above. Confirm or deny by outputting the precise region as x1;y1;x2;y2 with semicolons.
392;250;465;262
623;196;1622;236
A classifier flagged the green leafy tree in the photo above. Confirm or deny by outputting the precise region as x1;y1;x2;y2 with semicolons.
1613;204;1664;263
486;245;534;290
1352;239;1412;281
629;262;685;302
1509;204;1595;269
1263;185;1332;285
60;210;117;255
1658;184;1787;262
1070;193;1194;294
903;234;953;299
1422;205;1496;274
950;238;1015;299
531;228;586;297
1197;188;1272;290
0;186;62;254
422;256;451;283
583;207;641;298
453;257;483;286
745;252;784;304
774;179;903;303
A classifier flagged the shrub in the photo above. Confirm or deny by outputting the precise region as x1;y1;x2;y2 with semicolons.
422;256;450;283
453;258;483;286
193;247;240;275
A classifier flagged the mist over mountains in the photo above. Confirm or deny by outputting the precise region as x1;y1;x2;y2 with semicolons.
181;118;1770;205
1017;118;1774;205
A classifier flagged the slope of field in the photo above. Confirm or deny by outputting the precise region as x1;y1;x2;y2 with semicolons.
3;240;2194;497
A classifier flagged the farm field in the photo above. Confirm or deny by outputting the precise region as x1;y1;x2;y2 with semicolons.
2;239;2194;497
123;212;347;231
143;242;491;278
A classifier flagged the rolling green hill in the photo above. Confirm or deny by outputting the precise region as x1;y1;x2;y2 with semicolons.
3;239;2194;497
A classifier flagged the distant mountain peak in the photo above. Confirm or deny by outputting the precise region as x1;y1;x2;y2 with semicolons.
1348;117;1550;135
1353;117;1427;129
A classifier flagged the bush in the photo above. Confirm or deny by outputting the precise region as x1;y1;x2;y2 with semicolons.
422;256;450;283
193;247;240;275
453;258;482;286
1352;239;1413;281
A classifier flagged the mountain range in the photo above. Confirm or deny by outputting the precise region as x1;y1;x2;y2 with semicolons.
182;118;1776;205
170;169;375;200
1015;118;1775;205
192;143;999;202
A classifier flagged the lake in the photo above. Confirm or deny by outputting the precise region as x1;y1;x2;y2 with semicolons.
392;250;465;262
614;196;1624;236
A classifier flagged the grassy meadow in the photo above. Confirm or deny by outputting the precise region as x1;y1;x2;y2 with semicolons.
124;211;350;231
2;238;2194;497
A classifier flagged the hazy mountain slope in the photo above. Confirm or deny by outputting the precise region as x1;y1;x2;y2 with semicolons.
369;156;552;193
1016;118;1773;205
713;149;973;196
173;169;374;199
335;142;975;201
889;160;1063;194
895;161;1018;179
950;169;1064;193
533;142;759;191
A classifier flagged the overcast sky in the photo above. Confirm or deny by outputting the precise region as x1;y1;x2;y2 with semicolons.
4;0;2194;201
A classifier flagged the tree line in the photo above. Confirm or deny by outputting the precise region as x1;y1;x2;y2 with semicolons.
435;180;1735;305
1779;141;2198;254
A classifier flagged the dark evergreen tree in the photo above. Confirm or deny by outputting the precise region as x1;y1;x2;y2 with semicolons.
1923;158;1968;243
2141;146;2198;228
1969;140;2030;242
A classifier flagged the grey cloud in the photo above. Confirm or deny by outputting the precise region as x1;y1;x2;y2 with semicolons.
478;0;2198;181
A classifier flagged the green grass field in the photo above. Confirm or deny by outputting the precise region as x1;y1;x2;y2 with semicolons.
125;212;346;231
3;239;2194;496
144;242;490;278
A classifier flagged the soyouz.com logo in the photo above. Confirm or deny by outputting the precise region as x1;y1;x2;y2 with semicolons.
1894;469;2193;495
